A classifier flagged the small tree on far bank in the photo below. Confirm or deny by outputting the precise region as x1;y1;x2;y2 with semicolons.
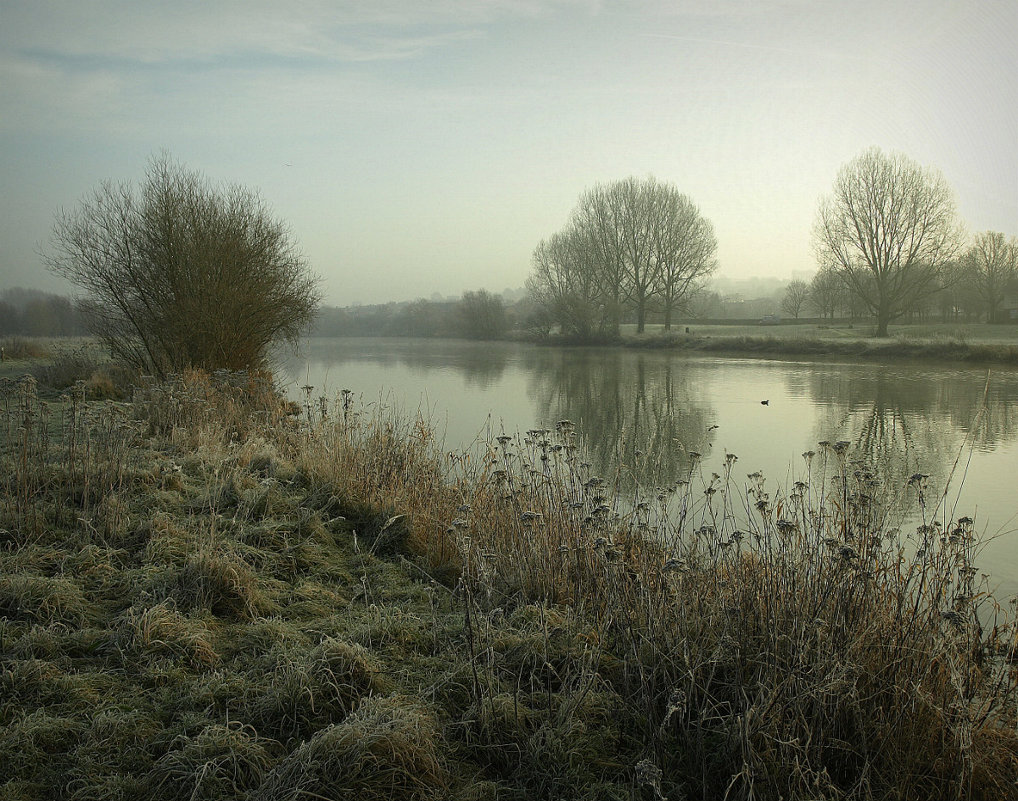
964;231;1017;322
780;279;811;319
457;289;507;340
809;268;846;319
46;154;321;378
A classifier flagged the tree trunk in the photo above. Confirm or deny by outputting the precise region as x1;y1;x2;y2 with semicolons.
636;302;646;334
663;304;672;331
876;306;891;336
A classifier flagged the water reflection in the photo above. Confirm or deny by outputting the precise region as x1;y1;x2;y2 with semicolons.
282;338;514;390
793;366;1018;519
284;339;1018;561
520;348;716;486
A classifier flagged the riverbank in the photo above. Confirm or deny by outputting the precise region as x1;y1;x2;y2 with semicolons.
2;368;1018;800
604;322;1017;365
623;329;1018;364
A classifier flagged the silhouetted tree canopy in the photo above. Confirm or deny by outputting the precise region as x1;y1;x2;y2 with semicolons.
457;290;508;340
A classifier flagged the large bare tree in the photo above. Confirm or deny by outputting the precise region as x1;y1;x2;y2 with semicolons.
813;148;963;336
963;231;1017;322
531;176;717;336
47;154;320;378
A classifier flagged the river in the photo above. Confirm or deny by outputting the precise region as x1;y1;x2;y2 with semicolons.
281;337;1018;595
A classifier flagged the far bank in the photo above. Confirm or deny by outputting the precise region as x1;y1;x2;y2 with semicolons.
530;321;1018;365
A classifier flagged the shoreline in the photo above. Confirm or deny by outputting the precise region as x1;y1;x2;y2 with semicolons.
618;331;1018;365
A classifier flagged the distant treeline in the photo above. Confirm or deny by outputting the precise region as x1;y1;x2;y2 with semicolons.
313;290;533;340
0;288;89;337
0;283;786;342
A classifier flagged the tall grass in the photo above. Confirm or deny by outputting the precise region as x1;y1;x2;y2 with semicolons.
297;389;1018;799
0;336;51;360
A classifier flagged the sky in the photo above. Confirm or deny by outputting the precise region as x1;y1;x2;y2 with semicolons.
1;0;1016;306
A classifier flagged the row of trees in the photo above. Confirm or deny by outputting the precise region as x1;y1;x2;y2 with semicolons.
0;288;89;337
784;229;1018;323
313;290;511;340
813;148;1017;334
530;151;1015;340
528;176;718;337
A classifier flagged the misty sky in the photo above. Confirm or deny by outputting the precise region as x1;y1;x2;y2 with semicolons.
1;1;1015;305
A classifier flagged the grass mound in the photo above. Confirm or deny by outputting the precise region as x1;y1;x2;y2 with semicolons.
245;637;387;742
253;695;448;801
151;723;274;801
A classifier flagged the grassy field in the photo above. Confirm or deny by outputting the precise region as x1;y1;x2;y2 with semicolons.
3;352;1018;799
623;321;1018;344
617;322;1018;364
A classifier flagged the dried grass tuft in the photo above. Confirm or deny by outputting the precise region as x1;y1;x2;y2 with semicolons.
252;694;448;801
150;723;274;801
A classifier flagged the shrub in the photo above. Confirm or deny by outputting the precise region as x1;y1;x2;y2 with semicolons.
46;153;321;378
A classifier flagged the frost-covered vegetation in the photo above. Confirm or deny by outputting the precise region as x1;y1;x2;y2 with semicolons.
2;368;1017;800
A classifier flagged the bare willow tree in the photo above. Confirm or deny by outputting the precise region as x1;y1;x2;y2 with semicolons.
963;231;1017;322
813;148;963;336
530;176;717;336
47;154;320;378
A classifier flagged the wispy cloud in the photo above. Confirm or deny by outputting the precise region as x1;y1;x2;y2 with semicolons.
0;1;589;67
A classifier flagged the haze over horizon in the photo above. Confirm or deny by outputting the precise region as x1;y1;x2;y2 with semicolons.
1;0;1015;306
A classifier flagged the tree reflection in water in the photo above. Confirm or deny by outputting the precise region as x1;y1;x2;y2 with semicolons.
284;340;1018;565
796;364;1018;523
521;348;717;488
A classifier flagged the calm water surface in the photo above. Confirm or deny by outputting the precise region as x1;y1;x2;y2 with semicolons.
283;338;1018;595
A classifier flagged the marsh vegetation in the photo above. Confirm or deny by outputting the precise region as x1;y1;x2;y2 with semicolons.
2;361;1018;799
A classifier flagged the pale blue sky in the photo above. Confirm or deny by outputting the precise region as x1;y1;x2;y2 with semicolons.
1;0;1015;304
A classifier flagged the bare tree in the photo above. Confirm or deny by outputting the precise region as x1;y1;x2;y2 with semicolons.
781;279;811;319
813;148;963;336
963;231;1017;322
651;190;718;330
536;176;717;336
809;268;846;319
572;183;629;334
47;154;320;378
527;227;605;338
